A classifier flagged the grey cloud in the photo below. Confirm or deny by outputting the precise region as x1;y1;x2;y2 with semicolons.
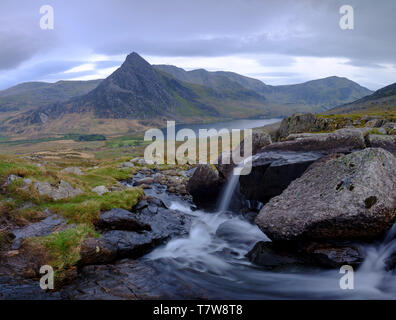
0;0;395;88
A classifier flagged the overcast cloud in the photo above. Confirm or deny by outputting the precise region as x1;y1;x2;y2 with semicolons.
0;0;395;90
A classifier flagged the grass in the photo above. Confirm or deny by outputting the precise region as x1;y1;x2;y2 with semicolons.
42;225;98;271
46;188;144;224
25;224;98;280
0;156;43;181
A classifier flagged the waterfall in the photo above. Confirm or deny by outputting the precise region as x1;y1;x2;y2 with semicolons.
218;156;253;212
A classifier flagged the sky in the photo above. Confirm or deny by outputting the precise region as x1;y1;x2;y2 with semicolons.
0;0;395;91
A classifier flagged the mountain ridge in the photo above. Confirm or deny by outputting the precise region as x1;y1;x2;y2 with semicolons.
0;52;375;136
328;82;396;114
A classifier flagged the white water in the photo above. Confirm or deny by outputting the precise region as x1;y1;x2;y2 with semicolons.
147;169;396;299
218;156;255;212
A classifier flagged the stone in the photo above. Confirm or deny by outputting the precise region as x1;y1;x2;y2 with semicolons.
96;208;151;232
91;185;109;196
61;167;83;175
119;161;135;168
134;177;154;186
263;128;366;154
34;180;83;200
131;157;147;166
367;134;396;154
216;131;272;179
187;165;225;208
239;151;323;204
255;148;396;241
278;113;316;139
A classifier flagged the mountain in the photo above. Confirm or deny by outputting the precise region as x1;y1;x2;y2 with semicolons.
260;76;373;111
0;80;102;112
328;82;396;114
154;65;267;92
154;66;372;110
0;52;374;136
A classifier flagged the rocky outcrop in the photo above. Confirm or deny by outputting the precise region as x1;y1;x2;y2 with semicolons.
262;128;366;154
278;113;316;139
187;165;224;208
80;197;192;265
34;180;83;200
366;134;396;154
239;151;323;204
256;148;396;242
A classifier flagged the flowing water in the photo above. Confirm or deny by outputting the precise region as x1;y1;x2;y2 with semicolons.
145;173;396;299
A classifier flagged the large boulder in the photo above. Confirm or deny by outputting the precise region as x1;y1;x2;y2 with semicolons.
187;164;224;208
216;131;272;179
256;148;396;241
366;134;396;154
261;128;366;154
239;151;323;204
278;113;316;139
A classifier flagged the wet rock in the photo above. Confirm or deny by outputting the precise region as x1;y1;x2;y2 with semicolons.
60;167;83;175
11;214;70;250
366;134;396;154
247;241;364;269
79;238;118;265
263;128;366;154
85;198;191;264
134;177;154;186
96;208;151;232
247;242;308;270
91;185;109;196
239;151;323;204
60;260;208;300
187;164;225;208
256;148;396;241
34;180;83;200
301;242;363;267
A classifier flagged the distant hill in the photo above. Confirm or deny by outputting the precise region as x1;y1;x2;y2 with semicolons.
0;80;102;112
154;65;372;111
0;53;374;136
328;82;396;114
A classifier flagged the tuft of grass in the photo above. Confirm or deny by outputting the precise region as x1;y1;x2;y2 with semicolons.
29;225;98;277
46;188;144;224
